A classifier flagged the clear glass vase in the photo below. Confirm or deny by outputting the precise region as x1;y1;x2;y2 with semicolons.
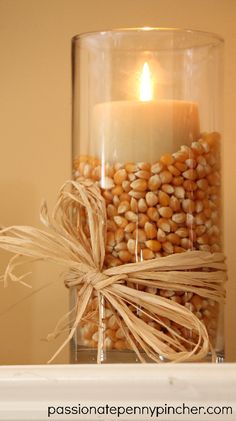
71;28;224;363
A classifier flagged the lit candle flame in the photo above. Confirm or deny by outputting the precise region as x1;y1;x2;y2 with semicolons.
139;62;153;102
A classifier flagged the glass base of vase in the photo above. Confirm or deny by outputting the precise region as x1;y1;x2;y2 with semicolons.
70;345;224;364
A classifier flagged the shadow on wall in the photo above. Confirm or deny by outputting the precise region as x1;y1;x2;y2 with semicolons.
0;181;70;364
0;181;37;364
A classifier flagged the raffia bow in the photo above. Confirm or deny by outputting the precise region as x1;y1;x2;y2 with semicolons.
0;180;227;363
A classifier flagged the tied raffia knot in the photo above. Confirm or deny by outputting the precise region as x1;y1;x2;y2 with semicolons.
0;180;227;364
65;270;127;291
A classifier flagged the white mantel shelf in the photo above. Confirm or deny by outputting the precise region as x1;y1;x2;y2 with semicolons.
0;363;235;420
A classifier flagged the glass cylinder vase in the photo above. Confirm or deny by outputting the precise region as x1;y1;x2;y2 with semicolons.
71;28;224;364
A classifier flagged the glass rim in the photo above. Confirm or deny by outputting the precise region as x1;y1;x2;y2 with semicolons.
72;27;224;46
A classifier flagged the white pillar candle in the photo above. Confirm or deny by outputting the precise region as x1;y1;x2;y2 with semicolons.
91;63;200;163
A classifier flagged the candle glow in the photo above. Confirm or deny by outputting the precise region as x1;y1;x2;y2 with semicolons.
139;62;153;102
92;61;200;162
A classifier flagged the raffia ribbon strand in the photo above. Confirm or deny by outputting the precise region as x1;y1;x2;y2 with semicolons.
0;180;227;363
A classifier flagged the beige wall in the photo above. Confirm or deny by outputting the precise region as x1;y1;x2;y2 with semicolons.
0;0;235;364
